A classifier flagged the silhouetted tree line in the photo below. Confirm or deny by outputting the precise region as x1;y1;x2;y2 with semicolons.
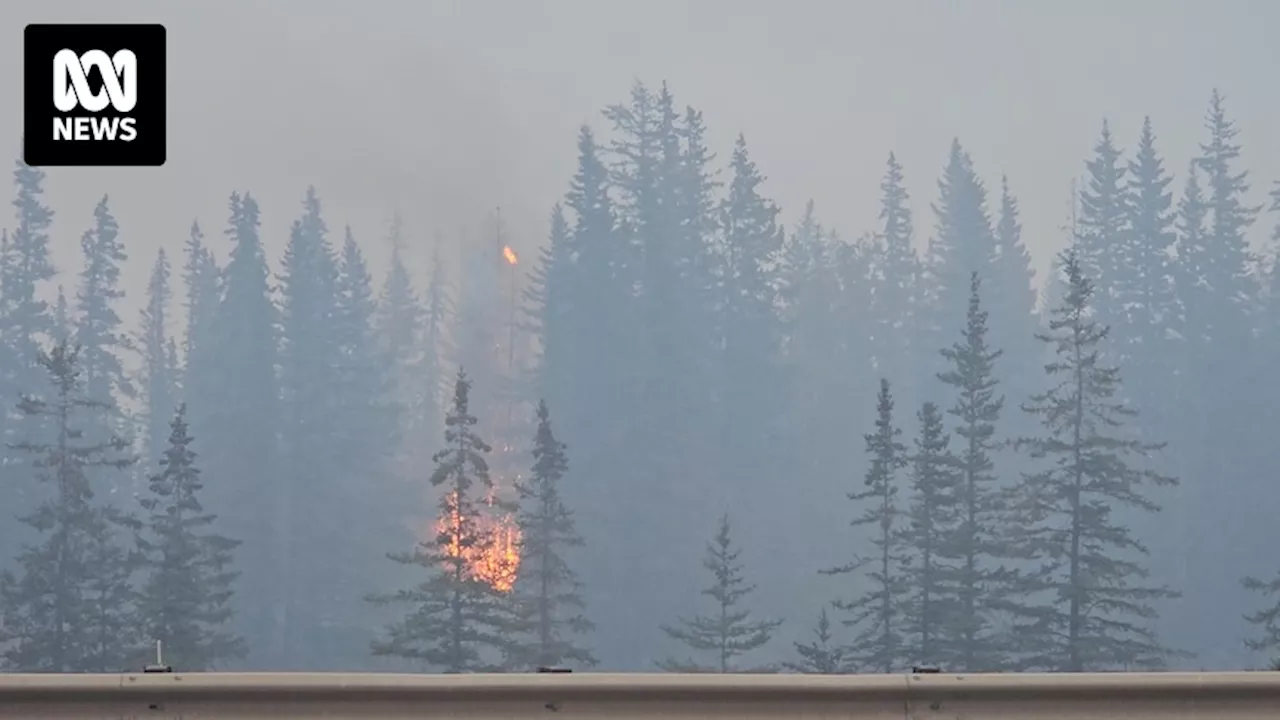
0;82;1278;673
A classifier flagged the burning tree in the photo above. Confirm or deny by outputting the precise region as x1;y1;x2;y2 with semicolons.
368;369;515;672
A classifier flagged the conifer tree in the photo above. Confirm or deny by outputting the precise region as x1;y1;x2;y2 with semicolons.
782;608;850;674
180;220;220;421
1076;120;1130;328
1007;250;1179;671
900;401;959;668
0;159;57;544
75;195;133;411
1243;571;1280;669
507;400;595;669
135;404;245;670
657;514;780;673
0;340;139;672
869;153;920;402
369;369;511;672
137;248;176;476
202;191;279;664
935;272;1007;670
825;379;909;673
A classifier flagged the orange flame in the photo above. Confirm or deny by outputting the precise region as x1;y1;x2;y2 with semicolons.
502;245;518;265
433;490;521;593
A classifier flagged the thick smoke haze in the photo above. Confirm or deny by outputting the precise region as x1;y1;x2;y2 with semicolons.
1;0;1279;675
1;0;1276;311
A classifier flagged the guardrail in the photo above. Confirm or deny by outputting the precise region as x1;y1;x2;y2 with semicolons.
0;671;1277;718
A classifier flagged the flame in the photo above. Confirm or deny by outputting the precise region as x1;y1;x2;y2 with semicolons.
502;245;518;265
433;489;522;593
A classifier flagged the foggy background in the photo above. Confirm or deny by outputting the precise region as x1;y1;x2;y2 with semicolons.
1;0;1279;675
2;0;1276;310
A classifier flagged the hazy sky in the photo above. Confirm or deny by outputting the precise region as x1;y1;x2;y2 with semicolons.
2;0;1277;325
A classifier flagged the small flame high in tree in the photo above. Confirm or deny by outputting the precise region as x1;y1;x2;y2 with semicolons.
1006;249;1180;671
368;369;515;672
657;514;781;673
504;400;595;670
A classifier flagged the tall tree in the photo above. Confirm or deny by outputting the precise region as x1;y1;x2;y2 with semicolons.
657;514;780;673
900;401;959;669
507;400;595;669
201;191;279;665
275;186;342;667
825;379;909;673
180;220;220;425
137;248;177;476
0;341;139;672
782;608;850;674
935;273;1008;671
369;370;511;672
75;195;133;413
0;159;58;553
1075;120;1130;329
920;139;999;382
868;153;921;403
1007;250;1179;671
134;404;245;670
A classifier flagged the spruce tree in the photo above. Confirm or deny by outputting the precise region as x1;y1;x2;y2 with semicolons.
137;248;176;476
782;608;850;674
135;404;245;670
869;153;920;404
825;379;909;673
1243;571;1280;669
369;370;510;672
507;400;595;669
202;191;279;664
657;514;780;673
1007;249;1179;671
900;401;959;668
935;272;1008;671
75;195;133;411
0;158;57;550
180;220;220;425
0;340;139;672
1075;120;1130;329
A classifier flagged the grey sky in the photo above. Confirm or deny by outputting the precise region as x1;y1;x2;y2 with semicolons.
1;0;1276;323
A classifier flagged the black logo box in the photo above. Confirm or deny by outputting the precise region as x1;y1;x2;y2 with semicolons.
23;23;166;167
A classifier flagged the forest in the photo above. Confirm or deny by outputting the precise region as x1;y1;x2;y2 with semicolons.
0;80;1278;674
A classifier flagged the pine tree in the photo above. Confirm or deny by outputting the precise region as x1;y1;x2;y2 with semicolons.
0;159;57;551
782;608;850;674
507;400;594;669
825;379;909;673
0;340;139;671
180;220;220;423
935;272;1008;671
1076;120;1130;329
137;248;176;476
135;404;245;670
1007;249;1179;671
868;153;920;402
657;514;780;673
75;195;133;411
202;191;279;664
921;139;999;382
369;370;511;672
900;401;959;668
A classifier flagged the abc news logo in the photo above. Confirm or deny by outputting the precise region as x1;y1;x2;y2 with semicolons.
24;24;166;167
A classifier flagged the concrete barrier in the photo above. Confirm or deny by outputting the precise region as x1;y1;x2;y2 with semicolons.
0;671;1277;718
